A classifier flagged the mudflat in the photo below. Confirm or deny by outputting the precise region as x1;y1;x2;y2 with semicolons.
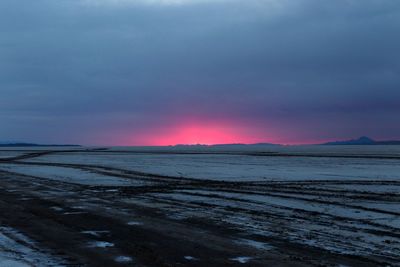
0;147;399;266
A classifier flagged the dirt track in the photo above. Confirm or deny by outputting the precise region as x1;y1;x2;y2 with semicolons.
0;150;399;266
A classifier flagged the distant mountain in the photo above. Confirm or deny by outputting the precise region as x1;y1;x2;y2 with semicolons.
323;136;375;145
322;136;400;145
211;143;278;148
165;143;280;152
174;143;279;149
0;141;19;144
0;142;80;147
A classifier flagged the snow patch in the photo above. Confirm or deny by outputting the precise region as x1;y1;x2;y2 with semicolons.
127;221;143;226
235;239;274;251
115;256;133;263
81;231;110;237
50;206;64;212
230;256;253;263
0;226;65;266
88;241;114;248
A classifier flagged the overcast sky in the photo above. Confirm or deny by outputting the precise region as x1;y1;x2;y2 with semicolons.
1;0;399;145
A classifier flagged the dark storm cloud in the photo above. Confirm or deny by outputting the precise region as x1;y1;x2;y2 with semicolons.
1;0;399;144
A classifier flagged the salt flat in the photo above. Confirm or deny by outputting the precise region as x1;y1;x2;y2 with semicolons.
0;226;65;267
0;146;399;266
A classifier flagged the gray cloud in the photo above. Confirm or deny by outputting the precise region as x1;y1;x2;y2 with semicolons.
1;0;399;144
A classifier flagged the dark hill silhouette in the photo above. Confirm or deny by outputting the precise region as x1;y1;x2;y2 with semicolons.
0;142;80;147
323;136;400;145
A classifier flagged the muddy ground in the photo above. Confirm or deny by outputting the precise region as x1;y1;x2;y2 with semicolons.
0;149;399;266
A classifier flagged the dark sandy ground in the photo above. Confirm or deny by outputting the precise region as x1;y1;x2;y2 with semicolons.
0;149;399;266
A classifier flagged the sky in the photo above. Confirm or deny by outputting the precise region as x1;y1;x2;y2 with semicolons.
0;0;399;145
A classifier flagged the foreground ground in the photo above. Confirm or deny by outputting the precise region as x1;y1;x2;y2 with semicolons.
0;146;399;266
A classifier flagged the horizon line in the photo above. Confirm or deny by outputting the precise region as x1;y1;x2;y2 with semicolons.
3;136;400;147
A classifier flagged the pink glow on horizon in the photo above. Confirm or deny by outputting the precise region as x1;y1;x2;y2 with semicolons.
124;120;275;146
95;119;324;146
152;125;255;146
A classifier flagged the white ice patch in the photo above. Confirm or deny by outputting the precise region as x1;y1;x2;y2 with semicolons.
0;164;139;186
106;189;119;192
235;239;274;251
230;256;253;263
81;231;110;237
88;241;114;248
0;257;30;267
0;226;65;267
63;211;87;215
72;206;86;209
184;256;197;261
115;256;133;263
6;189;17;193
0;151;26;159
127;221;143;226
26;147;400;182
50;206;64;212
